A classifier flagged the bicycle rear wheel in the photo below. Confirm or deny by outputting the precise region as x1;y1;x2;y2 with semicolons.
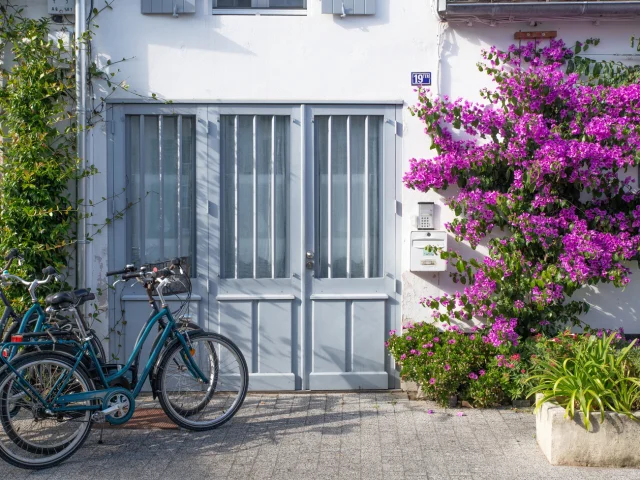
0;352;94;469
156;332;247;431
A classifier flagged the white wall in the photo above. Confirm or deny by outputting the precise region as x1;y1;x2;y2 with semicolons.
20;0;640;336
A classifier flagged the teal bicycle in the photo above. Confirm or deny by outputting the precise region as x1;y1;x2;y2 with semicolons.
0;260;248;469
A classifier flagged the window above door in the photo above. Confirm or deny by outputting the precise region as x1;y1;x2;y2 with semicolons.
212;0;306;15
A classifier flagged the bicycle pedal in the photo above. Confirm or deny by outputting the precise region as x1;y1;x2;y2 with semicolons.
91;412;106;423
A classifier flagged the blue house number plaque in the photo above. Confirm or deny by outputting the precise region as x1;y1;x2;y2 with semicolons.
411;72;432;86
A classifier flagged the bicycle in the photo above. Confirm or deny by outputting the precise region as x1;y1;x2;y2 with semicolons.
0;252;105;363
0;260;248;469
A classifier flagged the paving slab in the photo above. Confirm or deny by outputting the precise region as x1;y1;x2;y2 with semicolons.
0;392;639;479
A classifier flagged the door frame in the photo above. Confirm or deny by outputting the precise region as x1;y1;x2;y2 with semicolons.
107;102;402;390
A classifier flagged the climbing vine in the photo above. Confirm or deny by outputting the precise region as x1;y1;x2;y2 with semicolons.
0;1;162;319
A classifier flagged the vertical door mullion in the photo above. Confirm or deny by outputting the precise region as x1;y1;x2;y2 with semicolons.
177;115;183;258
234;115;239;279
253;115;258;279
364;115;370;279
271;115;276;279
139;115;146;262
158;115;165;260
327;116;332;279
346;116;351;279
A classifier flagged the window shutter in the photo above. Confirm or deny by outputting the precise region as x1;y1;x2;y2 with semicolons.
321;0;375;15
142;0;196;14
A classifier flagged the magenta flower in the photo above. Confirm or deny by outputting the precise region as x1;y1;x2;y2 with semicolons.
469;334;476;340
479;369;486;376
456;412;465;417
406;336;412;341
427;409;435;414
400;354;407;360
429;378;436;385
389;330;396;336
444;364;451;371
433;337;440;343
410;349;417;355
468;372;478;380
427;351;434;357
448;339;456;345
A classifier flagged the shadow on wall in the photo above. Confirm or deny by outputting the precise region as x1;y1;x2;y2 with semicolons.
575;283;640;334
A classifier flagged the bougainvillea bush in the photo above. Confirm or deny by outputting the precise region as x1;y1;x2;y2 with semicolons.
405;39;640;339
388;322;637;408
387;322;527;407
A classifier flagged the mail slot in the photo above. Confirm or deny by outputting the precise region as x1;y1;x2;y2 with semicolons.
410;231;447;272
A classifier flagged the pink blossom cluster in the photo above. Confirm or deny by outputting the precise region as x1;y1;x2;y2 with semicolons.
407;39;640;337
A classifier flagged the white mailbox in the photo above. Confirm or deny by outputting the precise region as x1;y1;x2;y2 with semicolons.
410;231;447;272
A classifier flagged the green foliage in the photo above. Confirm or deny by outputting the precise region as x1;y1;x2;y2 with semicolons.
569;37;640;87
387;322;525;407
0;2;163;314
0;7;81;306
528;333;640;431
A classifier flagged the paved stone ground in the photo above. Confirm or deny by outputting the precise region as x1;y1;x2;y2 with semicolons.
1;392;639;480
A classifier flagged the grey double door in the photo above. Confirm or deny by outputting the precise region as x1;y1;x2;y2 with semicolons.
110;103;399;391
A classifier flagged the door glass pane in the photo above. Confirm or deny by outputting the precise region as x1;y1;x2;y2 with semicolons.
127;115;196;270
128;117;141;264
162;117;178;260
315;115;383;278
220;115;289;279
350;116;366;278
221;116;237;279
331;116;348;278
315;117;329;279
274;116;289;278
368;117;382;278
143;116;160;261
238;116;254;278
181;117;195;259
256;116;273;278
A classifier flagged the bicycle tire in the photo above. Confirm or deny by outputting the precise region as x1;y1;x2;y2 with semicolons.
0;352;94;470
169;338;219;417
156;332;247;431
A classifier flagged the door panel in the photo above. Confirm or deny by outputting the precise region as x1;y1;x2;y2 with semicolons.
305;106;397;390
208;106;301;391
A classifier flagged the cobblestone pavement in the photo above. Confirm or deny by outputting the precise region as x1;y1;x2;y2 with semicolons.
1;392;639;480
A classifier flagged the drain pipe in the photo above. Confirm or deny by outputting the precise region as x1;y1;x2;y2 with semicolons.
75;0;87;292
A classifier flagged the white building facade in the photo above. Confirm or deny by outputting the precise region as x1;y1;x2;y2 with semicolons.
24;0;640;390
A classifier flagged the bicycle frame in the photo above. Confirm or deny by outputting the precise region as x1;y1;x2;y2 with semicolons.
1;303;48;361
0;305;209;413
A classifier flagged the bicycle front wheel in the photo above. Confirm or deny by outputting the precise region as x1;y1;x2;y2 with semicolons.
156;332;248;431
0;352;94;469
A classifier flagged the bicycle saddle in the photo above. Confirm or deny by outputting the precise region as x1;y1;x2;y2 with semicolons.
45;289;96;309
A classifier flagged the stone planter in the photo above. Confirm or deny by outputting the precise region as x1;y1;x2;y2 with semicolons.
536;399;640;467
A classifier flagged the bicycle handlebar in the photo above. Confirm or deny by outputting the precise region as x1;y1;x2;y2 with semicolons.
4;249;19;261
3;249;23;272
121;268;173;282
0;274;31;286
106;264;136;277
